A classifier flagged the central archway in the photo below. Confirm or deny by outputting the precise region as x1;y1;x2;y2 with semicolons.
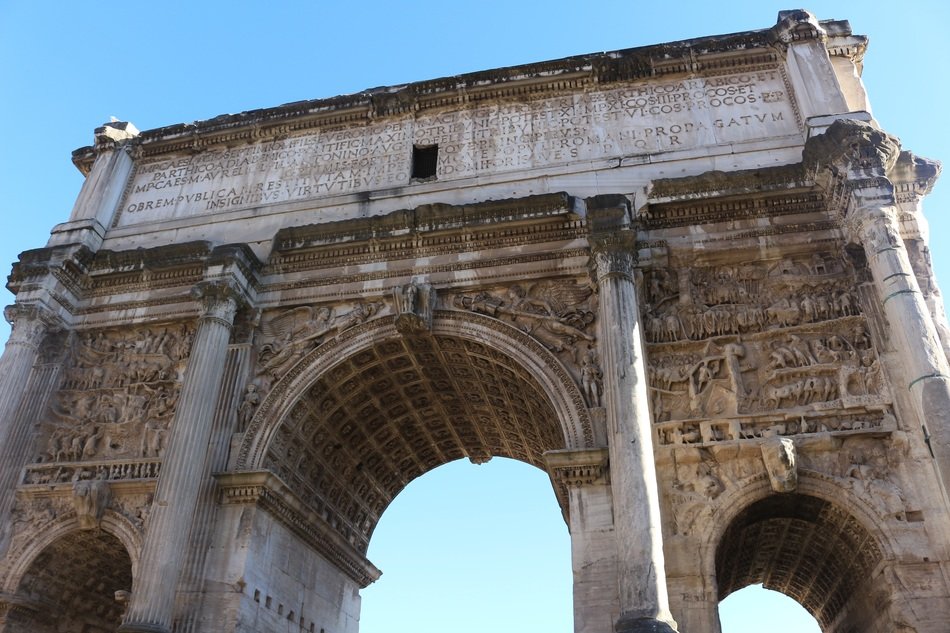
240;311;595;553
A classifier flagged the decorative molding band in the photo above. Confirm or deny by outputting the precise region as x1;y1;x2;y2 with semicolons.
216;471;382;588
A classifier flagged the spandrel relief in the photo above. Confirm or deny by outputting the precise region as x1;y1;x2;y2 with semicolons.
799;436;909;520
35;324;193;466
452;280;600;405
255;301;383;386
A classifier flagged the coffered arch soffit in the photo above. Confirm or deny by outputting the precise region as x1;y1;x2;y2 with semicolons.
237;309;595;473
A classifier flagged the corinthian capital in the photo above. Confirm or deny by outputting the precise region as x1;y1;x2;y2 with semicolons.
3;304;59;348
589;231;638;283
191;281;243;325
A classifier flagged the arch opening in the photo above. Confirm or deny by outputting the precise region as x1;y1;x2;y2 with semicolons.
359;457;572;633
262;333;570;553
719;584;820;632
5;529;132;632
715;493;881;630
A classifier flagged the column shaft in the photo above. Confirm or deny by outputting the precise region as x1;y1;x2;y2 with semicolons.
853;204;950;503
120;283;239;633
0;306;53;553
592;234;678;633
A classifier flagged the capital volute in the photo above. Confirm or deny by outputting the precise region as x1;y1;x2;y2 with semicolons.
191;280;244;325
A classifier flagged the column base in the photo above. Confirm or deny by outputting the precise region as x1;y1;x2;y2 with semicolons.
615;614;679;633
117;623;170;633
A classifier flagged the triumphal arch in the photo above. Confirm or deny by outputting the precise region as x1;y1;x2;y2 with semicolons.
0;9;948;633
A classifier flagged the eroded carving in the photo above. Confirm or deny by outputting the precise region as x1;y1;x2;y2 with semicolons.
72;477;112;530
393;282;435;335
644;254;862;344
36;324;193;466
256;301;382;384
761;437;798;492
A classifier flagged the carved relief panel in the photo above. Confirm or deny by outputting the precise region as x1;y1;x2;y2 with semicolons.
643;251;893;446
33;323;194;471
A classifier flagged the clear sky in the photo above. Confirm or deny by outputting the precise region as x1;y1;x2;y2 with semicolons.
1;2;947;632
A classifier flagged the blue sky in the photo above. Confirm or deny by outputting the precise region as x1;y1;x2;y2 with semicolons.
1;2;947;632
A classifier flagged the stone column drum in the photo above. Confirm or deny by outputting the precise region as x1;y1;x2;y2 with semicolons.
589;216;679;633
119;281;241;633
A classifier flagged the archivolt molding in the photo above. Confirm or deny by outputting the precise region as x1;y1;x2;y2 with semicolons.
0;510;141;594
696;469;894;581
237;309;594;471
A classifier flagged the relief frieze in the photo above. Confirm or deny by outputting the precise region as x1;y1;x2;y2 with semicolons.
35;324;194;466
649;317;885;426
643;252;860;343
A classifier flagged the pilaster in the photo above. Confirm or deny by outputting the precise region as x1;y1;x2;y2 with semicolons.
587;196;678;633
119;280;244;633
546;448;617;633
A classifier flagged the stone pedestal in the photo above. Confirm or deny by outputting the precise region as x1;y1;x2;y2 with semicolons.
119;282;241;633
588;198;678;633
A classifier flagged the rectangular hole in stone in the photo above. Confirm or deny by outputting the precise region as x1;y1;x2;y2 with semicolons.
411;144;438;180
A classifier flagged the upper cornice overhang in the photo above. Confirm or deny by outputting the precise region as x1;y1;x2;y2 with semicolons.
641;163;823;231
71;13;858;174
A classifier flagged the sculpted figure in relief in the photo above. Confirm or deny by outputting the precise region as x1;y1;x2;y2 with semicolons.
256;302;382;383
38;324;190;465
580;348;604;408
454;281;596;357
643;255;863;344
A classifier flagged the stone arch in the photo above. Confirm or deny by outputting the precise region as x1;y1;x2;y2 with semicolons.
236;310;593;553
1;512;137;632
701;471;890;630
238;310;595;471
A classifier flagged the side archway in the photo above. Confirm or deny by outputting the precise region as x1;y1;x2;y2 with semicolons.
0;512;138;632
703;472;891;631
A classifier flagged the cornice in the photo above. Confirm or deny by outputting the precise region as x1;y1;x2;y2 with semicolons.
267;193;583;273
642;163;821;230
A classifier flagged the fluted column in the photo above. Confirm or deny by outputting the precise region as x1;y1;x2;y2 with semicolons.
0;305;56;553
590;225;678;633
120;281;241;633
806;119;950;507
847;199;950;504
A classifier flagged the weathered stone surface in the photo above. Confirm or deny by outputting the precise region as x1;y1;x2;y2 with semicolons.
0;10;948;633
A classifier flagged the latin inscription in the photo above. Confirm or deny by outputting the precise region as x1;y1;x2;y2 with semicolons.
117;70;798;226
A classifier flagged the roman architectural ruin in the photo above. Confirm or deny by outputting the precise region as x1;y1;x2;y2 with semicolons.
0;9;948;633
